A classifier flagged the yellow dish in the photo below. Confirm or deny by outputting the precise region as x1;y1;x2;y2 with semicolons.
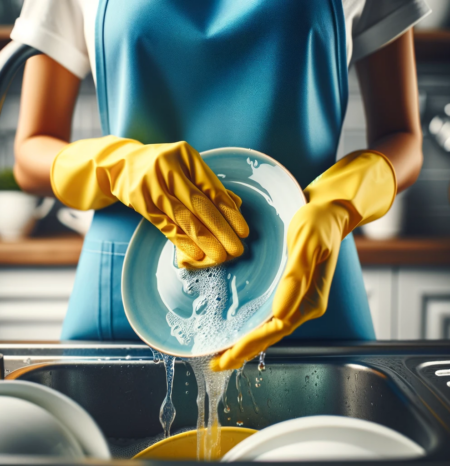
133;427;257;460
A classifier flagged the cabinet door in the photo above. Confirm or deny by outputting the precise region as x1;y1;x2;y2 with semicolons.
397;269;450;340
0;268;76;340
362;268;394;340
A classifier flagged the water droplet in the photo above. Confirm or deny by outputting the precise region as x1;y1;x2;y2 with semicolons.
125;355;131;360
224;406;231;413
186;371;190;376
237;421;244;427
228;417;231;421
255;383;261;388
23;358;31;365
185;382;189;386
305;375;310;383
186;391;189;395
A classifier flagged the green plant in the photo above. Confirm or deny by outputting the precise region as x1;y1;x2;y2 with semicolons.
0;168;21;191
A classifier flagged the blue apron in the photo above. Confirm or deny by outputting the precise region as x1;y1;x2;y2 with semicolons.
61;0;375;341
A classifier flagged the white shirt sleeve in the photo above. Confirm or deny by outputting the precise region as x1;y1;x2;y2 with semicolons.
10;0;90;79
350;0;432;64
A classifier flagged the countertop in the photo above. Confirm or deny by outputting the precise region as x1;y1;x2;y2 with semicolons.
1;234;450;266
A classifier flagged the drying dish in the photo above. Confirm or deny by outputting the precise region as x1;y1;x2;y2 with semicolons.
123;147;306;357
0;396;84;458
134;427;256;460
222;415;425;461
0;381;110;459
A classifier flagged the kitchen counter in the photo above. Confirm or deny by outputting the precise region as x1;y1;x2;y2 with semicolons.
354;236;450;266
1;234;450;266
0;235;83;266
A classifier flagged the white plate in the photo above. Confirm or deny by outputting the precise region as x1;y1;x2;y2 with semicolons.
222;415;425;462
0;396;84;458
123;147;306;357
0;381;110;459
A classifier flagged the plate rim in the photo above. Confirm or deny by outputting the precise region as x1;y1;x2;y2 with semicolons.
122;146;306;357
221;415;426;461
0;380;111;459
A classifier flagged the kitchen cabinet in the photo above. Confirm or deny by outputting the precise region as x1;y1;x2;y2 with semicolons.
1;263;449;342
0;267;75;340
363;267;450;341
397;269;450;340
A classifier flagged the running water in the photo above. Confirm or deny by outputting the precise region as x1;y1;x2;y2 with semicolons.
190;357;232;460
258;351;266;373
159;354;176;438
160;259;269;458
236;362;259;415
150;349;176;438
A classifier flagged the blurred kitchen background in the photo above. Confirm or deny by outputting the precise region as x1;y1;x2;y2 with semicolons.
0;0;450;342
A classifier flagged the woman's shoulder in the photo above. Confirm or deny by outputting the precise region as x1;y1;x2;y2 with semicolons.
344;0;431;64
10;0;93;79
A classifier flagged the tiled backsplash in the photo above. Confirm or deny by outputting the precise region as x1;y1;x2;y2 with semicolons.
1;63;450;235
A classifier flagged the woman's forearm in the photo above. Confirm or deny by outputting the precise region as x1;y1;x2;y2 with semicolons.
14;135;69;197
13;55;81;197
356;29;423;194
368;130;423;193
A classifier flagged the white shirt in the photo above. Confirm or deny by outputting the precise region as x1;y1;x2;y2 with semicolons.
11;0;431;83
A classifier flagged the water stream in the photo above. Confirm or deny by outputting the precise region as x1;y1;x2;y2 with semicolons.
190;357;232;460
159;353;176;438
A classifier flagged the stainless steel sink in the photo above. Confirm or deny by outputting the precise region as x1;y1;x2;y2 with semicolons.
2;341;450;463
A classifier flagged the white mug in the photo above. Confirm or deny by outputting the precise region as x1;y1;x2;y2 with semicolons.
361;191;406;240
0;193;54;242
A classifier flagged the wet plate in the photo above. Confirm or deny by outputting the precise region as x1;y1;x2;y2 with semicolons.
222;416;425;462
122;147;306;357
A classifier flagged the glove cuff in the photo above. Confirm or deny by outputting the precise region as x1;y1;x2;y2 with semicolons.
50;136;141;210
304;150;397;234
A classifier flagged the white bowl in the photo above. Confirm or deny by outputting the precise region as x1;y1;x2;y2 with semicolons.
0;396;84;458
222;415;425;461
0;381;110;459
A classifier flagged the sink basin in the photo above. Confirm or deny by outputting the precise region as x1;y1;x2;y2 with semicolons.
2;341;450;462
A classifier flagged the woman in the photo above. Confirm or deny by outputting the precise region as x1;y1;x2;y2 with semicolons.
11;0;429;370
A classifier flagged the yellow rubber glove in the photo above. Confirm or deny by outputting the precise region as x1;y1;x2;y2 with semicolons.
51;136;249;268
211;150;397;371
